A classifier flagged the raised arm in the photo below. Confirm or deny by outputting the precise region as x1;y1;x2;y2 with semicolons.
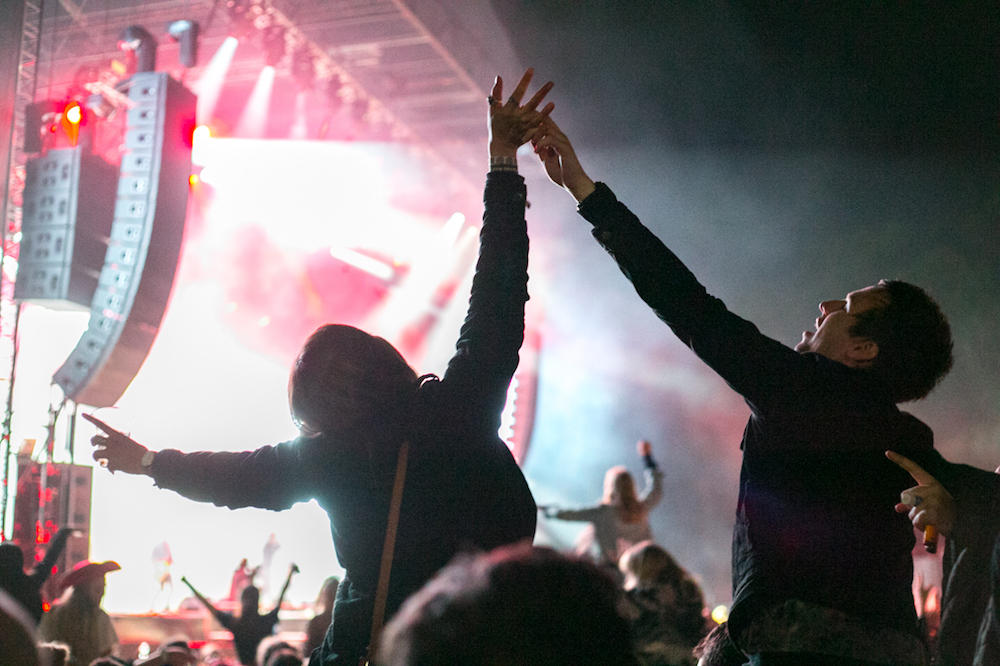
637;440;665;511
531;120;815;410
441;69;552;428
181;575;227;626
272;563;298;613
30;526;73;585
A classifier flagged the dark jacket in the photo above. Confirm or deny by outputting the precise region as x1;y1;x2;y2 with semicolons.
936;470;1000;666
150;171;536;664
577;182;980;645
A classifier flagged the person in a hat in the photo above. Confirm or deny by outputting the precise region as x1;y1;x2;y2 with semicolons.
39;559;120;666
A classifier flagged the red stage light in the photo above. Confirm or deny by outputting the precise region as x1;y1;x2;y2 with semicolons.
61;101;83;146
64;103;82;125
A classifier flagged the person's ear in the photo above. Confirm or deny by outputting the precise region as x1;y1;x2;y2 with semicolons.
847;339;879;366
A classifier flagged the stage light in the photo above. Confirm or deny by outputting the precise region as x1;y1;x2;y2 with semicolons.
329;247;395;281
262;25;286;67
235;65;275;138
166;19;200;68
711;604;729;624
189;173;200;186
64;102;82;125
61;101;83;146
193;36;238;124
119;25;158;73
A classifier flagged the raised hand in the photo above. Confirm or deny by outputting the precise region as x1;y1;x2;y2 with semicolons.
530;117;595;202
83;413;152;476
489;68;554;158
886;450;956;539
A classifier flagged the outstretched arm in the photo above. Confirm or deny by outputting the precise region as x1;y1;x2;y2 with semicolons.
86;413;314;512
442;69;552;426
531;122;811;410
181;576;214;610
181;575;228;626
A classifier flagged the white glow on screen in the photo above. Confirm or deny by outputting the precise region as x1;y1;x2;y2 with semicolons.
6;139;478;613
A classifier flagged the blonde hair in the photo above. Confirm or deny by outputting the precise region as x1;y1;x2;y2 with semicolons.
618;540;683;591
602;466;643;524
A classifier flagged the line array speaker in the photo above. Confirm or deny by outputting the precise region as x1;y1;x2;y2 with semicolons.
54;72;195;407
14;148;118;309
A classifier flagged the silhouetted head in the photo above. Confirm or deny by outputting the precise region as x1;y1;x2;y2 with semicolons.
0;542;24;570
240;585;260;614
289;324;418;438
379;544;637;666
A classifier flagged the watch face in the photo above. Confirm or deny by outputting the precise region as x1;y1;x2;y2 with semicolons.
141;451;155;467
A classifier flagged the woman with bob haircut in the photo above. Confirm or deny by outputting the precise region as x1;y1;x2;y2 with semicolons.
87;68;553;666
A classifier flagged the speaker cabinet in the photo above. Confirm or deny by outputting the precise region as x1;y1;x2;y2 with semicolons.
54;73;195;407
15;148;117;309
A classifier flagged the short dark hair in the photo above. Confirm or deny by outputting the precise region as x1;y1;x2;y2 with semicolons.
378;544;637;666
849;280;953;402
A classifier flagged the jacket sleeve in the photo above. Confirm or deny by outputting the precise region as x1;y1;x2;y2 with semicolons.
577;182;817;410
151;440;314;511
441;171;529;434
638;467;665;512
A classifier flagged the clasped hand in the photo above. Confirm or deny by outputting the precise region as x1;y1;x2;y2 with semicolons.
488;69;554;159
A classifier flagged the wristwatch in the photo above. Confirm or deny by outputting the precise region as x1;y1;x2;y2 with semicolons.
140;450;156;469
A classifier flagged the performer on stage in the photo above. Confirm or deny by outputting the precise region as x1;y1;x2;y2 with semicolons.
541;440;664;570
86;68;552;665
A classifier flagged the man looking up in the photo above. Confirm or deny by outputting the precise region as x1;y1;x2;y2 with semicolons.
532;117;969;666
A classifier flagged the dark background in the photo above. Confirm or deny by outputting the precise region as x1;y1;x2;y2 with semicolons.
487;1;1000;608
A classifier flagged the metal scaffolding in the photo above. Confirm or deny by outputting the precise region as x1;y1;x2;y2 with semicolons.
1;0;42;538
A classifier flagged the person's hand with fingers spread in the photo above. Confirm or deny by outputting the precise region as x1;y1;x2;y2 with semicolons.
83;412;154;477
886;450;956;538
531;117;596;203
488;68;554;162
